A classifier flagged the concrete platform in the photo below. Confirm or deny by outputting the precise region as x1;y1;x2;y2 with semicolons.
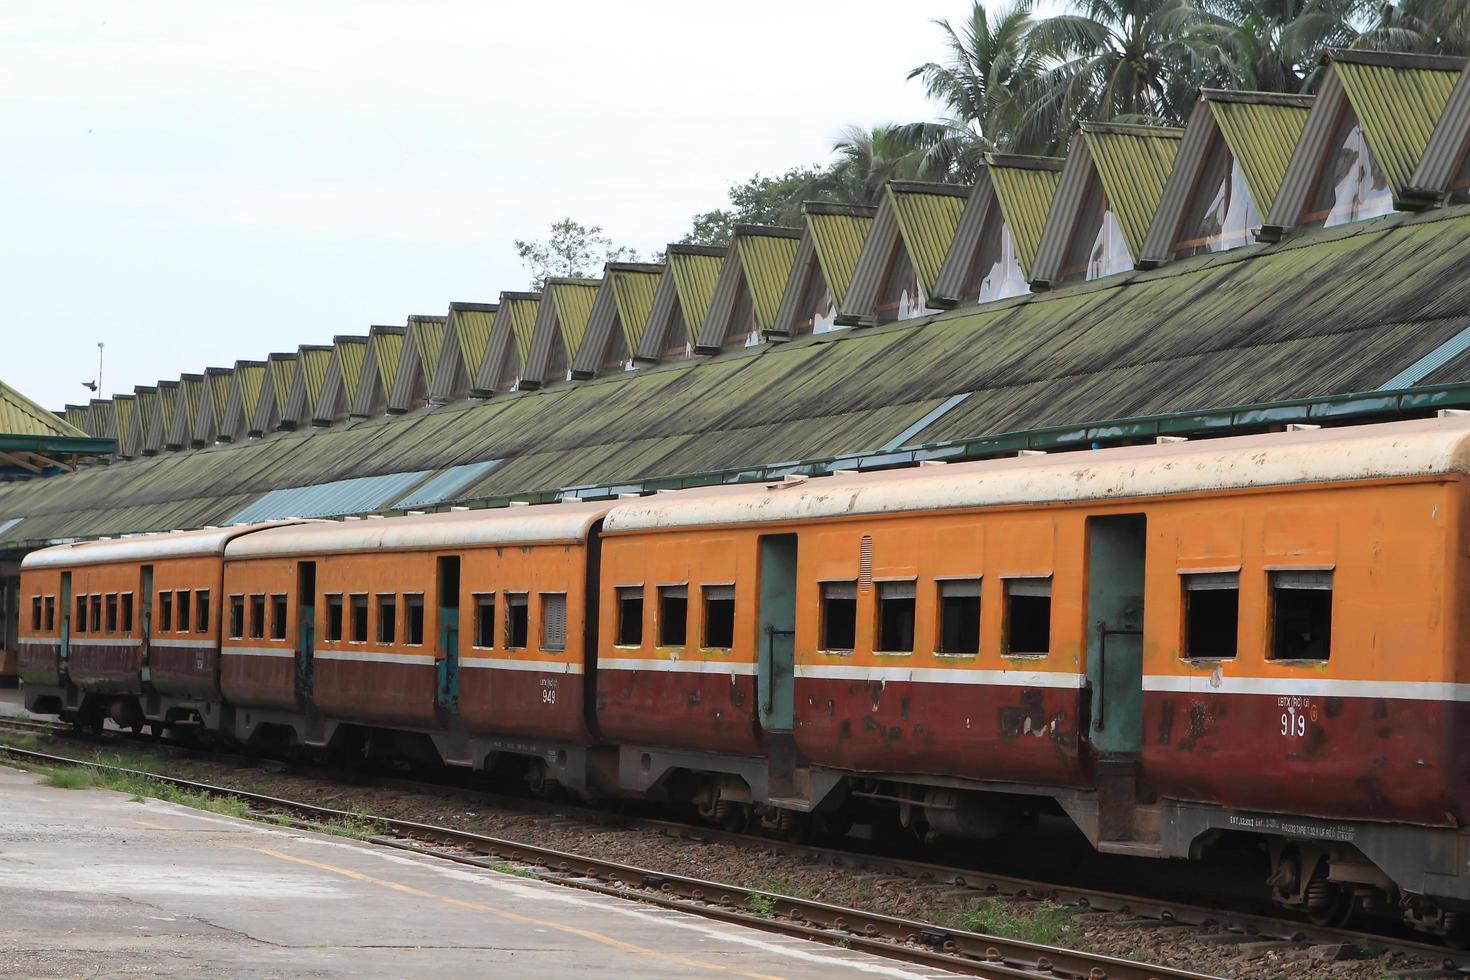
0;766;957;978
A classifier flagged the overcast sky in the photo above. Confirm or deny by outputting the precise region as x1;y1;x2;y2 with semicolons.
3;1;986;412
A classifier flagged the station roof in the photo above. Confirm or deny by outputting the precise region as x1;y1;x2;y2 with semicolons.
0;378;114;479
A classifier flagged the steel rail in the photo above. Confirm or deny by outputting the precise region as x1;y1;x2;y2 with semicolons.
0;743;1210;980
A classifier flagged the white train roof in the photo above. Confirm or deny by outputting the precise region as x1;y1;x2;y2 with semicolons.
224;499;613;559
21;520;316;570
601;417;1470;533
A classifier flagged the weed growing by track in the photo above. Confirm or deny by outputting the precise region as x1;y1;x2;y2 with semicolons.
963;898;1079;947
1;741;252;819
313;811;385;839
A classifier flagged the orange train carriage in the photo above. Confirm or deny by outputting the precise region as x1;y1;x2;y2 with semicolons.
17;417;1470;937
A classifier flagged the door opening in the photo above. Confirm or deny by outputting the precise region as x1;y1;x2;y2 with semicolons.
436;556;461;710
296;561;316;699
139;565;154;684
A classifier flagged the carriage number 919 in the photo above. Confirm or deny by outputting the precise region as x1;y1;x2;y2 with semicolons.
1279;701;1313;738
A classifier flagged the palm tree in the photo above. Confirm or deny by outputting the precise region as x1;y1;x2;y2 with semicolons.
1355;0;1470;57
1191;0;1365;92
826;124;935;204
903;0;1049;164
1026;0;1220;130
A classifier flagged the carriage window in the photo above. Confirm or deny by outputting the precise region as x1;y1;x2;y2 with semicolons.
1271;570;1332;661
91;595;103;634
229;595;245;639
349;594;368;642
195;590;210;633
405;594;425;645
325;594;343;641
376;594;396;644
105;593;118;633
504;593;528;649
249;594;266;639
121;593;133;633
658;585;688;647
1004;578;1051;656
1183;572;1238;659
176;590;190;633
820;581;857;652
75;595;88;633
270;594;288;640
937;579;981;655
876;581;916;653
703;585;735;649
615;586;643;646
541;593;567;652
45;596;55;631
473;593;495;648
158;591;172;632
31;596;41;632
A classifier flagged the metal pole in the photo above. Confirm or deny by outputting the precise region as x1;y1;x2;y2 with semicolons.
96;343;104;395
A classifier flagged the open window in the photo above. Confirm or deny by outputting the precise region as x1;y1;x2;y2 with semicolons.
504;593;528;649
348;594;368;642
658;585;687;647
175;590;190;633
376;594;396;644
615;586;643;646
702;585;735;649
325;594;343;642
105;593;118;633
229;595;245;639
1182;572;1238;659
44;596;55;631
249;594;266;639
121;593;133;633
158;591;172;633
405;594;425;645
270;594;287;641
937;579;981;655
76;595;89;633
820;581;857;652
91;595;103;634
1004;578;1051;656
1270;570;1332;661
875;581;915;653
541;593;567;652
195;590;210;633
473;593;495;648
30;596;41;632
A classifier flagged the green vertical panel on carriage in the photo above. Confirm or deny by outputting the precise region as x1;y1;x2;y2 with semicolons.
757;534;798;733
59;571;71;669
139;565;153;683
296;561;316;699
1086;514;1147;756
436;556;461;710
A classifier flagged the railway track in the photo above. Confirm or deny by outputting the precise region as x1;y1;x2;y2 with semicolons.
0;741;1206;980
3;716;1467;976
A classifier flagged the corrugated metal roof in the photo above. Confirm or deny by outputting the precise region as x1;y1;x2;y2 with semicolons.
668;246;724;327
268;353;296;414
168;374;203;449
1408;63;1470;200
431;303;496;404
131;387;157;456
408;315;446;386
609;265;661;354
453;305;495;370
207;368;232;425
888;181;969;294
226;469;433;524
805;204;873;306
548;279;599;357
62;405;88;430
335;336;368;403
0;380;85;438
1334;50;1464;197
146;381;178;453
506;295;541;359
85;399;114;439
231;360;266;424
1084;123;1184;261
391;458;503;509
112;395;136;458
1209;92;1314;218
987;156;1064;278
370;326;404;391
0;517;22;537
735;228;801;328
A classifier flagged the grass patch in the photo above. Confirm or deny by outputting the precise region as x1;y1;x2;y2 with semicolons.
314;811;385;839
748;873;815;899
963;899;1078;947
487;861;536;879
13;753;251;819
746;893;776;917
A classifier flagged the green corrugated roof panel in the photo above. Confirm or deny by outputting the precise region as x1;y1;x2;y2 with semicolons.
888;181;969;294
736;231;801;328
177;375;203;428
609;266;661;354
453;305;495;369
1335;52;1463;197
113;395;136;455
669;248;724;326
409;315;446;387
547;279;600;355
86;399;114;438
235;361;266;420
1210;94;1313;217
987;158;1064;278
506;296;541;358
336;336;368;401
0;379;85;438
299;347;332;405
62;405;88;430
372;327;405;390
806;207;873;306
208;368;233;423
1085;123;1183;260
268;354;296;413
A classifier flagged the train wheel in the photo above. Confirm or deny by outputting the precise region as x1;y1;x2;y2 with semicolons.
774;808;809;843
1442;911;1470;949
1304;873;1357;928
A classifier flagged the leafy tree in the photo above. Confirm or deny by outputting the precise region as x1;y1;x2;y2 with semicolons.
1356;0;1470;56
1190;0;1364;92
682;167;835;246
515;218;640;290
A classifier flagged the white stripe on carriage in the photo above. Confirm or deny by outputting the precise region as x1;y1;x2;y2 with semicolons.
59;637;140;648
794;664;1087;688
597;657;758;676
221;646;296;659
313;649;437;666
1142;674;1470;702
460;657;584;674
151;638;215;649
